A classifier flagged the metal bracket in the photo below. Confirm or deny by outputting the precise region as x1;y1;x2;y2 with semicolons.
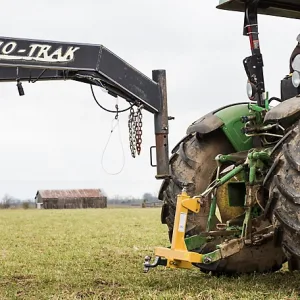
150;146;157;167
153;190;203;269
243;0;266;108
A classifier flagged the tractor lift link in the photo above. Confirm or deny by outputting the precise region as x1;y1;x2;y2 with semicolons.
0;36;170;179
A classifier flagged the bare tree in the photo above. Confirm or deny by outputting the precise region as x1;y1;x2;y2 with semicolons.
22;201;30;209
1;194;13;209
143;193;159;203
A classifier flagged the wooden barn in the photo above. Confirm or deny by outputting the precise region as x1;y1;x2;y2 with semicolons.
35;189;107;209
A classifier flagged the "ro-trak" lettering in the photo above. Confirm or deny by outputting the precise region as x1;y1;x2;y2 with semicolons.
0;41;80;63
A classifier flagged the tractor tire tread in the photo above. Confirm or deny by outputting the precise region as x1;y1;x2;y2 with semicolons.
266;120;300;270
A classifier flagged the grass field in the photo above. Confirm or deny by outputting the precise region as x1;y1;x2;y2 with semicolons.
0;208;300;300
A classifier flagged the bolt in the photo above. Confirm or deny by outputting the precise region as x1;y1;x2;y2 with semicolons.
143;256;151;273
197;198;204;205
144;256;151;263
203;257;212;264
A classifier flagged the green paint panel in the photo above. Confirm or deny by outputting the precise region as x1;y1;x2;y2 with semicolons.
215;104;253;151
185;235;207;251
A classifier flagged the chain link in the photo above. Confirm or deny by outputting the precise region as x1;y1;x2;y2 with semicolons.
128;107;136;158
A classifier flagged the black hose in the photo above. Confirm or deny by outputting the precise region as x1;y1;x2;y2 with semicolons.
30;69;47;83
90;84;133;113
269;97;283;103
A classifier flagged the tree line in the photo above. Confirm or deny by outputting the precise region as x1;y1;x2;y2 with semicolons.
107;193;161;207
0;194;35;209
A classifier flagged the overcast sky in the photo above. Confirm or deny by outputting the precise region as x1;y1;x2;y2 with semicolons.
0;0;298;200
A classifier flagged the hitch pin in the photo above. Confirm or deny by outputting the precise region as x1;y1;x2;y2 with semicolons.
143;255;167;273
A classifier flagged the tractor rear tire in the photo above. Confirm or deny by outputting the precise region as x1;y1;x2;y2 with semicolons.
159;130;286;275
266;120;300;271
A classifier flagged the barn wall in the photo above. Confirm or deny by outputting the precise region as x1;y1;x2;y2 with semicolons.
36;194;43;204
42;196;107;209
43;198;58;209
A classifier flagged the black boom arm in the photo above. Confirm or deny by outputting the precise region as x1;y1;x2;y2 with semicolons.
0;36;170;179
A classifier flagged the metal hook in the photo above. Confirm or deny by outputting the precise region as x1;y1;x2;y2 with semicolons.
115;104;119;120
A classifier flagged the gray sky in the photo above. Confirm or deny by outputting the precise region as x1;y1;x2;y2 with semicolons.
0;0;298;200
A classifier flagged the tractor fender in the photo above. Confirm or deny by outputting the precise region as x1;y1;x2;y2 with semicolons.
186;112;224;135
264;96;300;125
171;102;251;154
171;112;223;155
186;102;249;136
184;102;252;152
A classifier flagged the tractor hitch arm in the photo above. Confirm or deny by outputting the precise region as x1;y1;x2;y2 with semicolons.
0;36;170;179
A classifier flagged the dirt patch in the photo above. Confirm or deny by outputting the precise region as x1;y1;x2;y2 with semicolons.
94;277;122;287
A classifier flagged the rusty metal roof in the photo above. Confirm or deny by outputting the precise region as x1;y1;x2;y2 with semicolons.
36;189;104;199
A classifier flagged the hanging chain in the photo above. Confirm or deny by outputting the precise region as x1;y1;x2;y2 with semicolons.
128;106;136;158
135;104;143;155
128;103;143;158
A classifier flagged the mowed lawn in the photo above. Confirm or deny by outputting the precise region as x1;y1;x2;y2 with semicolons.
0;208;300;299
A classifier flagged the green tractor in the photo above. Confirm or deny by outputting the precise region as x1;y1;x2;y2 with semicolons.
0;0;299;277
144;0;300;274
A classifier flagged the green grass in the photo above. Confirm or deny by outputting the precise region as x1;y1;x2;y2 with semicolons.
0;208;300;300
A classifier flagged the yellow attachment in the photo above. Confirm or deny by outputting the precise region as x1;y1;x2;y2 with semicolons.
155;190;203;269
